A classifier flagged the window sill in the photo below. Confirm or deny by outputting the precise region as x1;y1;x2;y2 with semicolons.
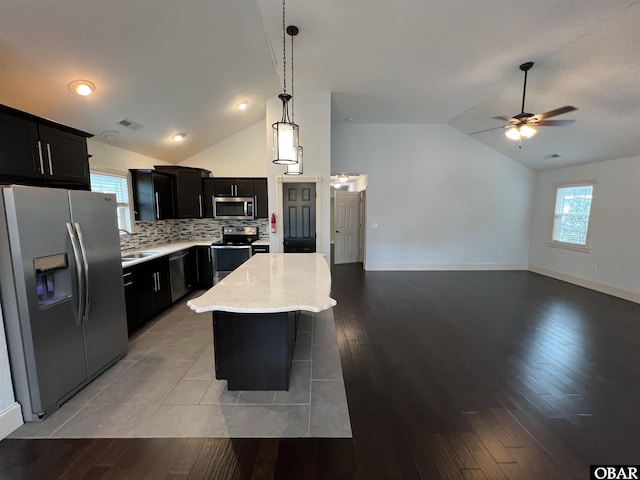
546;241;591;253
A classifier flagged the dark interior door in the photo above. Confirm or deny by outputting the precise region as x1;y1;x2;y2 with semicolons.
283;182;316;253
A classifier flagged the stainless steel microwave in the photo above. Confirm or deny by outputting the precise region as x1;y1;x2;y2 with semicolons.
213;196;255;220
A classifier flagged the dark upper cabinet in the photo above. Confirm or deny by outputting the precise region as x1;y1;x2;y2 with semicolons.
253;178;268;218
130;169;175;221
202;177;268;218
154;166;210;219
38;125;90;185
0;112;41;179
0;105;91;189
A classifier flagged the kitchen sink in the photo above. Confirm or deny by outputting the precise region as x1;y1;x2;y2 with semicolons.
121;251;158;261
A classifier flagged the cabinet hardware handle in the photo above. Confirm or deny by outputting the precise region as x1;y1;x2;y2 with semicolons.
46;143;53;175
123;281;133;287
155;192;160;219
199;194;203;217
37;141;44;174
152;272;157;292
123;271;132;278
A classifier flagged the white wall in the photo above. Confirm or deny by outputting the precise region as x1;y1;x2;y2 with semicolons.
332;123;535;270
529;154;640;302
88;139;168;172
180;120;267;176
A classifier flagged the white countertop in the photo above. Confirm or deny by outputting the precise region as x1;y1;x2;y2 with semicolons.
252;239;270;246
121;240;218;267
187;253;337;314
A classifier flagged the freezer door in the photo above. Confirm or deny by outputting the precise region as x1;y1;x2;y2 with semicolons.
68;190;128;377
1;185;87;417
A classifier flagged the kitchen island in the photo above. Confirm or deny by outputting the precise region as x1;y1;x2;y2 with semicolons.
187;253;336;390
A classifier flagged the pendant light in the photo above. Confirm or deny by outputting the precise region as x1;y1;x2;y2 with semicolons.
285;25;303;175
272;0;299;165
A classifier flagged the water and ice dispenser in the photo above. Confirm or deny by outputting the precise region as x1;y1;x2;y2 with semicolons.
34;253;71;308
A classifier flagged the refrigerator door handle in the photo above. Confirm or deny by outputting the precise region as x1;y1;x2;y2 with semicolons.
66;223;85;326
74;223;91;322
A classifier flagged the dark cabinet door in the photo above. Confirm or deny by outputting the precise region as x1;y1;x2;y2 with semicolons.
202;178;216;218
254;178;268;218
131;170;175;221
133;262;156;324
176;169;204;218
154;173;175;220
38;125;89;186
122;269;138;333
154;257;172;312
195;246;213;288
0;112;41;179
213;178;236;197
235;179;255;197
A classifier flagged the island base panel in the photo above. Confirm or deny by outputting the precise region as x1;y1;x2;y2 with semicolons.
213;311;298;390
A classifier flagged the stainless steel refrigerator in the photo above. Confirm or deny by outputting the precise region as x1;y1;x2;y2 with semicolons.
0;185;128;421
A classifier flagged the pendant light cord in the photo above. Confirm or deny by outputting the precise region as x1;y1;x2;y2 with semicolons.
282;0;287;95
291;31;295;122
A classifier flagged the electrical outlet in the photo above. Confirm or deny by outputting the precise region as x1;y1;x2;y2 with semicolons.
497;250;503;257
592;264;598;272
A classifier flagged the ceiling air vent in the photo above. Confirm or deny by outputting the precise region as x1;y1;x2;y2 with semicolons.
543;153;561;160
116;118;144;131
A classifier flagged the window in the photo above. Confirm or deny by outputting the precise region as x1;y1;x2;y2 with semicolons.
90;171;133;233
551;182;594;248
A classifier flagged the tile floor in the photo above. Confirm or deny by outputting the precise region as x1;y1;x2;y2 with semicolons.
9;292;352;438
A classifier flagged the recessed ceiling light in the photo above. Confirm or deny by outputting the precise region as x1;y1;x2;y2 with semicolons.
235;100;249;111
100;130;119;141
68;80;96;96
171;133;186;142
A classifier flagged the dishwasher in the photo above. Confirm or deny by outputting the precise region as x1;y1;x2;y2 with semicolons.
169;250;190;302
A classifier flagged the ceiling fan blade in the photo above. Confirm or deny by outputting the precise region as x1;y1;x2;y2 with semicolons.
491;116;513;122
535;119;576;127
534;106;577;120
469;125;507;135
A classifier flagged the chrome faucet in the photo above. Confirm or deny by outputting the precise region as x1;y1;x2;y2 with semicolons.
118;228;133;235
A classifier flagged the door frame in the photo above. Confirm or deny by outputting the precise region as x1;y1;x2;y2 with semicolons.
272;176;324;255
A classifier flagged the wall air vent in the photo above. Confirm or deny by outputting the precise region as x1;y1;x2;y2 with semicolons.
116;118;144;131
543;153;561;159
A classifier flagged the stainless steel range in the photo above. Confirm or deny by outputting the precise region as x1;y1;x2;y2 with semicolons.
211;226;259;283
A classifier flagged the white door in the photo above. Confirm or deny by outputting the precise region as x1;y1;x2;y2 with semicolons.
334;191;359;264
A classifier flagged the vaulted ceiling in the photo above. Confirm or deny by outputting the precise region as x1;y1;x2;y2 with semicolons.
1;0;638;170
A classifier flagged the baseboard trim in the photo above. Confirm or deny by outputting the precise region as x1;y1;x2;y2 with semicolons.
0;402;23;439
364;263;527;271
528;265;640;304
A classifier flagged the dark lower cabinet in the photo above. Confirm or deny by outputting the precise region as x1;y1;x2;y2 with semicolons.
122;269;138;332
213;310;298;390
195;246;214;289
125;257;172;330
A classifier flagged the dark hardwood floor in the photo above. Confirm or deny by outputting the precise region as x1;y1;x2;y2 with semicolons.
3;265;640;479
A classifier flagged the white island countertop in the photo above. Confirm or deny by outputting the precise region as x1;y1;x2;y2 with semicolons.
187;253;337;314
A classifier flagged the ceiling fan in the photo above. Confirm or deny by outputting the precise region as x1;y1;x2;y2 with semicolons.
471;61;577;141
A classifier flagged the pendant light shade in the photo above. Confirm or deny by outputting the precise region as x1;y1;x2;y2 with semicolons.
285;146;303;175
273;94;299;165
